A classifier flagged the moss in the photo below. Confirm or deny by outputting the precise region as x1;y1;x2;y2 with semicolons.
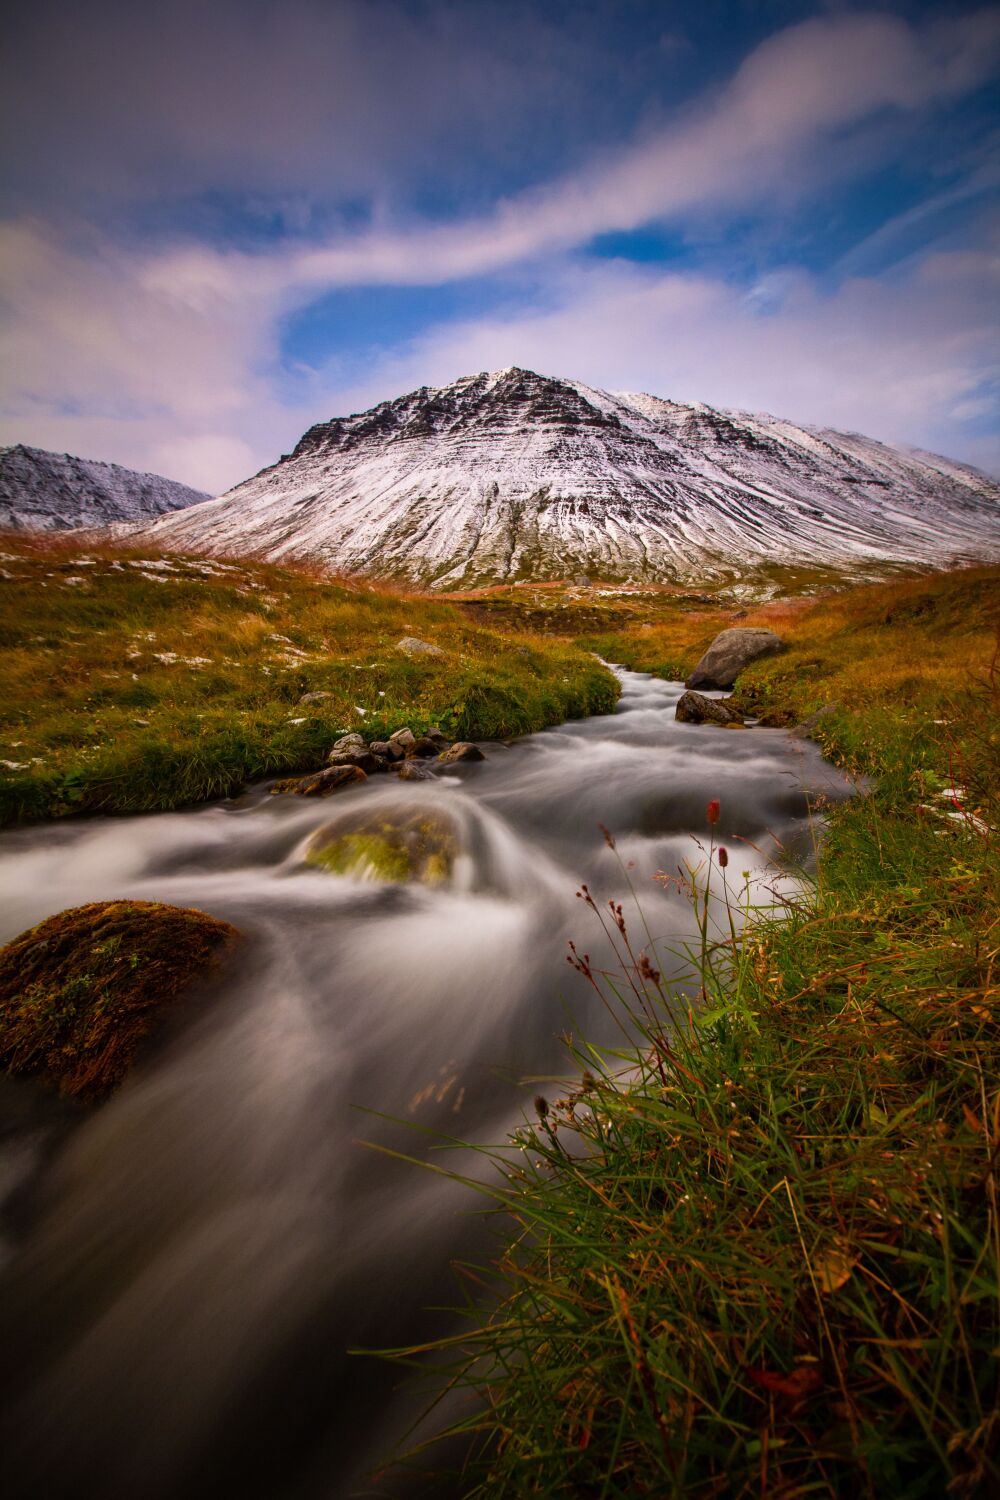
0;900;239;1101
304;810;458;885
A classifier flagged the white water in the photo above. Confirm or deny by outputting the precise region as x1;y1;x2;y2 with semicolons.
0;672;858;1498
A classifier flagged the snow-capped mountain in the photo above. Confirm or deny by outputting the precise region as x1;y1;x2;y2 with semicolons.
148;368;1000;588
0;445;208;531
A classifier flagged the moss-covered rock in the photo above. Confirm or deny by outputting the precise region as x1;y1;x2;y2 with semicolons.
0;900;239;1101
304;809;458;885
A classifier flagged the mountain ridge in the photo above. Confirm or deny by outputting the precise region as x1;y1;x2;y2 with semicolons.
0;444;208;531
143;366;999;587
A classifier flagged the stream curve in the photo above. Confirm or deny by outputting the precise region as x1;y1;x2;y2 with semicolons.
0;670;858;1499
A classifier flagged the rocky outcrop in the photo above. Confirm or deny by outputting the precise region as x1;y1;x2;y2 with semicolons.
675;691;744;726
271;724;488;795
686;628;786;690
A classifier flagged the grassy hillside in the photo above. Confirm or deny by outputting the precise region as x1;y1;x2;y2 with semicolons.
0;535;618;827
401;564;1000;1497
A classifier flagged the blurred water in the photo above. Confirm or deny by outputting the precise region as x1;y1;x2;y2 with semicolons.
0;671;858;1499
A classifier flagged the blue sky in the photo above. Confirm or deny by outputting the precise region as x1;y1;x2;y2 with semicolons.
1;0;998;490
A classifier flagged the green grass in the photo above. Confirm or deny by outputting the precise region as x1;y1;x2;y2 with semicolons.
385;565;1000;1497
0;535;619;826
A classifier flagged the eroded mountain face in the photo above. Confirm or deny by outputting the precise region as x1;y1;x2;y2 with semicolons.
0;446;208;531
148;368;1000;587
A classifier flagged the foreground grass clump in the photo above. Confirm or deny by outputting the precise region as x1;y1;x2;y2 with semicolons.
397;566;999;1496
0;900;239;1100
0;534;618;826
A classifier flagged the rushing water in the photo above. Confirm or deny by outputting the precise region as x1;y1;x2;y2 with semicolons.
0;672;858;1499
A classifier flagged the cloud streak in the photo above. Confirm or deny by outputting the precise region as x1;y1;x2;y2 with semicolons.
1;5;998;489
143;8;1000;302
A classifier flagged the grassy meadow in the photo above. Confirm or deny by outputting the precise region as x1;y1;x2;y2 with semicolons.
0;534;618;826
390;564;1000;1497
1;529;998;1493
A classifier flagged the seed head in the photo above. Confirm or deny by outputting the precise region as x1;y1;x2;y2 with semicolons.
718;846;729;868
637;952;661;985
534;1095;549;1119
706;799;721;826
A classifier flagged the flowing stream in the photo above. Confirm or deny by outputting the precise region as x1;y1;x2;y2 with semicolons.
0;671;858;1499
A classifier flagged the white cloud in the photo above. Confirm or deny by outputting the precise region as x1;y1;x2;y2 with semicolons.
141;8;1000;302
317;250;1000;474
0;220;308;491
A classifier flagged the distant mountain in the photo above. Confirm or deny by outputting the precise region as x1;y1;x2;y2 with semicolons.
0;445;209;531
148;368;1000;588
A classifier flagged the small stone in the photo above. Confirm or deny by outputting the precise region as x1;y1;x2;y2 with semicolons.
410;736;442;758
675;691;744;726
327;750;380;773
333;732;366;752
299;691;332;705
395;760;435;780
389;727;416;751
369;739;402;760
395;636;444;657
271;765;367;797
438;741;486;763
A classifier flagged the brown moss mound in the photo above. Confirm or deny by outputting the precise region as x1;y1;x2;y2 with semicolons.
0;900;239;1101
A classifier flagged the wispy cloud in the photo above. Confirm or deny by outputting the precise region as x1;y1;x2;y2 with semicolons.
325;248;1000;475
142;9;1000;301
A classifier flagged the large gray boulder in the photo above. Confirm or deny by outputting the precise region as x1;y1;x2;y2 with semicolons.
686;628;785;690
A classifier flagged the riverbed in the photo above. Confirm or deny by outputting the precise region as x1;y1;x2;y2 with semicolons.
0;670;858;1499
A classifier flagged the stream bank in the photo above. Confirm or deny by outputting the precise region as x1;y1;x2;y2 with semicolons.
0;671;860;1498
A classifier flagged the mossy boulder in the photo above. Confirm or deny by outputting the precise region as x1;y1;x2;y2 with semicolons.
304;809;458;886
0;900;239;1101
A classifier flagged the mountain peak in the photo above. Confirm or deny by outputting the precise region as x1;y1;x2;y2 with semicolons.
149;372;1000;589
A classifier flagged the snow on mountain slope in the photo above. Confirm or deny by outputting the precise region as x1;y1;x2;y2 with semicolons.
0;445;208;531
147;368;1000;588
